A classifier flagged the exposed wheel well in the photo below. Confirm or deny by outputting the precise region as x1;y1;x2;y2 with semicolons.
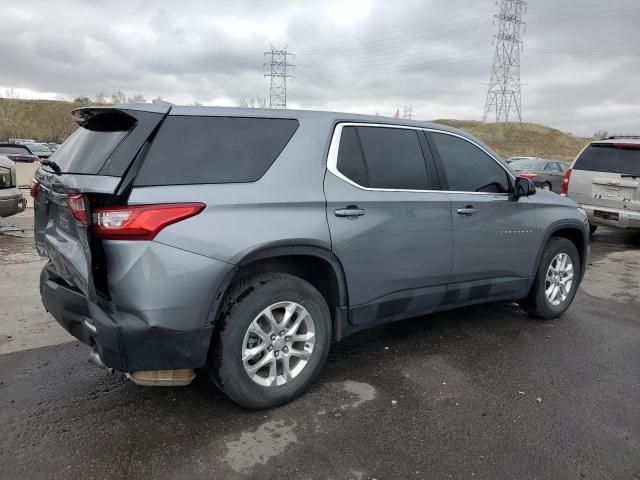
216;254;347;340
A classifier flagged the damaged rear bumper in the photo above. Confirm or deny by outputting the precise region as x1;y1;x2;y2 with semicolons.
40;263;213;372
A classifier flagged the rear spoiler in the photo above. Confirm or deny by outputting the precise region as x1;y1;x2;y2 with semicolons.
71;103;172;128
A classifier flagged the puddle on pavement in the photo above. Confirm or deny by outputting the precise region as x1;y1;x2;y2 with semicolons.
581;250;640;302
340;380;376;408
223;419;298;473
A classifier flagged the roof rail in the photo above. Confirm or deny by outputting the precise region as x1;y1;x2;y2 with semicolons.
605;135;640;140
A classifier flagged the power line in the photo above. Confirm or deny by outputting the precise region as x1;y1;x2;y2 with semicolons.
295;5;495;55
483;0;527;123
264;46;295;109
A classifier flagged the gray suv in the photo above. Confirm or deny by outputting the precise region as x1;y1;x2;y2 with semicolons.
34;104;589;408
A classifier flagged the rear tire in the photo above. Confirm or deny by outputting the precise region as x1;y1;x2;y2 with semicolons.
541;182;552;191
208;273;331;409
523;237;580;319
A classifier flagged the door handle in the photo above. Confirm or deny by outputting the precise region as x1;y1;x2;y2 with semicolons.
456;206;477;216
335;206;366;218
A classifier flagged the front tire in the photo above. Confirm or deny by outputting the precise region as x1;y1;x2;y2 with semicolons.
208;273;331;409
523;237;580;319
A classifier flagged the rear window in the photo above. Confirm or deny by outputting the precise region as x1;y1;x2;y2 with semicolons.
135;116;299;186
509;158;546;171
335;125;430;190
50;111;135;174
0;146;30;155
574;144;640;174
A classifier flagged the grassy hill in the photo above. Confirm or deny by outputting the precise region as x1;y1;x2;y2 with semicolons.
433;119;589;162
1;98;590;161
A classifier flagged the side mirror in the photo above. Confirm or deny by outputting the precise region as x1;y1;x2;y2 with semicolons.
514;177;536;198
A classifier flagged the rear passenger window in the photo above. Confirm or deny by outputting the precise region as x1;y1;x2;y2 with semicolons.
135;116;299;186
430;132;510;193
334;125;430;190
337;127;369;187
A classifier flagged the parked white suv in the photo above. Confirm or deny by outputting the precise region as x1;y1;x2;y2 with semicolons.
563;136;640;233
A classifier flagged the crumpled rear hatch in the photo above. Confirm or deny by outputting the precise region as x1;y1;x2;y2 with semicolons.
33;105;169;300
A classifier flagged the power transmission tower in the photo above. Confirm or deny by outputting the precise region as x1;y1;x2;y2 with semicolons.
402;106;414;120
483;0;527;123
264;46;295;109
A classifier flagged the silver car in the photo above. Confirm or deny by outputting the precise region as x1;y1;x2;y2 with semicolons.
0;155;27;217
564;136;640;233
34;104;589;408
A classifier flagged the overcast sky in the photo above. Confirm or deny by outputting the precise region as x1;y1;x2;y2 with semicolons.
1;0;638;135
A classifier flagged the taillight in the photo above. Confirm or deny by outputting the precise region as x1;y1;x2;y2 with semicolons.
92;203;205;240
67;194;88;224
561;169;572;196
518;172;538;180
29;178;40;198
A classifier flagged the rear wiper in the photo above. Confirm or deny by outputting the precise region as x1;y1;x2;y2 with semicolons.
621;173;640;178
40;159;62;175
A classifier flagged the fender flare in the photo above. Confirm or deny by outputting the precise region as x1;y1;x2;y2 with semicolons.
208;244;351;340
532;220;589;282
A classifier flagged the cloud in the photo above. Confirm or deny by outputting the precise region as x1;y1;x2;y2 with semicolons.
0;0;638;135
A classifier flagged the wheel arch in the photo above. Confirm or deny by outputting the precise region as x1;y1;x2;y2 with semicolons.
210;245;351;341
534;221;589;282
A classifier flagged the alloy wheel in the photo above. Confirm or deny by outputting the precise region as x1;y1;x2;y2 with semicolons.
545;253;574;306
242;301;316;387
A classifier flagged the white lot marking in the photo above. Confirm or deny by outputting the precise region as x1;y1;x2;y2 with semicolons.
340;380;376;408
0;214;73;355
580;250;640;302
223;420;298;472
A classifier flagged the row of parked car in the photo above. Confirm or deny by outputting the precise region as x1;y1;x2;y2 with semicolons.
506;137;640;233
0;139;61;217
0;138;61;163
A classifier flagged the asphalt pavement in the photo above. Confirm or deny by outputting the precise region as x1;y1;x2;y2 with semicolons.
1;212;639;480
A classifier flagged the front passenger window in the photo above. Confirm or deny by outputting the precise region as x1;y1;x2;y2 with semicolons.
430;132;510;193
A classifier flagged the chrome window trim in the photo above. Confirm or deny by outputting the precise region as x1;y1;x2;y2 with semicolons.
326;122;515;195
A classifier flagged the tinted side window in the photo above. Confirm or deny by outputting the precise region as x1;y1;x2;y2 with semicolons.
430;132;510;193
357;127;429;189
136;116;299;186
336;126;369;187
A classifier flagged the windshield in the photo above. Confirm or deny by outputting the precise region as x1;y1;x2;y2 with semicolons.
509;158;546;171
574;143;640;174
26;144;50;152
